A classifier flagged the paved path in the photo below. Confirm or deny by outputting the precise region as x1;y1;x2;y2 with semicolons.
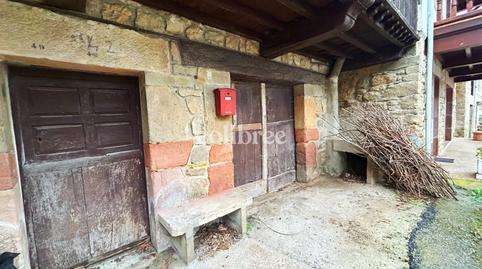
440;138;482;179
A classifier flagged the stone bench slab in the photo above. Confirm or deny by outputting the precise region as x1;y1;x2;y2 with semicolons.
156;188;253;263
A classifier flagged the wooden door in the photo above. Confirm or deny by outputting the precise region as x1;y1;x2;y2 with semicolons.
232;80;263;187
266;82;296;191
445;87;454;141
432;77;440;156
9;67;149;269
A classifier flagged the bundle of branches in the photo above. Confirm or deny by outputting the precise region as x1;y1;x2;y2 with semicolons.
338;104;456;199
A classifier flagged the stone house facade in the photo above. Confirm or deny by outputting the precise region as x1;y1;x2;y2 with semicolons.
0;0;434;268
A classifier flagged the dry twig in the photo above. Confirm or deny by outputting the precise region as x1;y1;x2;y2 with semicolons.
337;104;456;199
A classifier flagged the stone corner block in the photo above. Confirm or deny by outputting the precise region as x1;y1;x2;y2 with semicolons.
144;141;193;170
295;128;319;143
209;144;233;164
207;162;234;195
197;68;230;85
0;153;17;191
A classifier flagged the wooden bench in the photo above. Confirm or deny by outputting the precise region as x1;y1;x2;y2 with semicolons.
157;189;253;263
330;138;385;184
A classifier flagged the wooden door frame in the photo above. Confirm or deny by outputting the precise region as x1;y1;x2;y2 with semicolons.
432;76;440;156
445;86;454;141
7;65;152;268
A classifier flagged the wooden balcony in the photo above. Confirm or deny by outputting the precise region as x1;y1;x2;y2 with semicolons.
435;0;482;82
134;0;419;70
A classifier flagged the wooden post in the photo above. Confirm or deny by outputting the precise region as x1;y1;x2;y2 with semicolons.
437;0;442;21
450;0;458;18
467;0;474;11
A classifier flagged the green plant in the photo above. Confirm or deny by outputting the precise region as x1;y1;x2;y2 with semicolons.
471;188;482;202
477;148;482;158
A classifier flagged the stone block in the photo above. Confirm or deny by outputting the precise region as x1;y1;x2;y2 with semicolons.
144;86;192;143
144;141;193;170
186;176;209;199
191;116;205;136
295;128;319;143
370;73;396;86
296;142;317;166
245;40;259;55
225;35;241;50
144;73;195;88
166;15;189;35
185;24;204;41
102;1;136;25
208;163;234;195
384;82;418;98
204;30;225;46
0;1;170;73
149;168;188;209
190;145;208;164
185;96;204;114
135;8;166;32
173;65;198;76
178;89;202;97
0;153;16;191
148;167;182;200
197;68;230;85
294;95;317;129
170;41;181;64
209;144;233;164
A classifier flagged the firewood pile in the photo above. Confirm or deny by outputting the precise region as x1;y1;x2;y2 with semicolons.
338;104;456;199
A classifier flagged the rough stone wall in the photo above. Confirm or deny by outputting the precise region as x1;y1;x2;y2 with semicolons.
454;82;466;137
339;43;427;139
85;0;329;74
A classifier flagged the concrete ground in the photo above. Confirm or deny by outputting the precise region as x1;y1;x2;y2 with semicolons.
151;178;427;269
90;138;482;269
440;138;482;179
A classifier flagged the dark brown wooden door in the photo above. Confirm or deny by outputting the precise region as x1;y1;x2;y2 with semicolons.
9;67;149;269
232;80;263;187
445;87;454;141
432;77;440;156
266;82;296;191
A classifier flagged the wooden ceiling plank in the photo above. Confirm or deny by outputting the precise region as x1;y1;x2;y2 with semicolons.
338;32;376;54
454;73;482;82
260;0;375;58
313;43;351;58
201;0;285;30
443;50;482;69
274;0;318;20
135;0;262;40
449;64;482;77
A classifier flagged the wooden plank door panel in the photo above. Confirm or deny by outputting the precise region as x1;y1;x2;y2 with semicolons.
82;157;148;255
445;87;453;141
23;168;90;269
232;80;263;187
432;77;440;156
266;83;296;192
9;67;149;269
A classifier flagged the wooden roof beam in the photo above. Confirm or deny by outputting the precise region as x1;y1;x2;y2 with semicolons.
135;0;262;40
455;74;482;82
313;43;352;58
449;65;482;77
443;50;482;68
338;32;376;54
260;0;375;58
275;0;318;20
201;0;285;31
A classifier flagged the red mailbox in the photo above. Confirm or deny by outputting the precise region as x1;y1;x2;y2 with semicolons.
214;88;236;117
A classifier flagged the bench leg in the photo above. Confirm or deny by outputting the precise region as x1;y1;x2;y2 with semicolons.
170;228;195;264
225;207;247;235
